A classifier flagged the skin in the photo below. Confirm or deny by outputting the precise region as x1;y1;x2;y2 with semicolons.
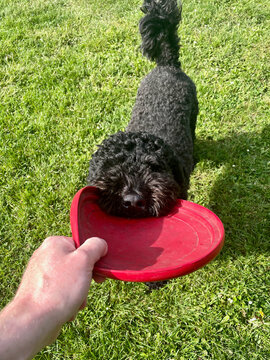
0;236;107;360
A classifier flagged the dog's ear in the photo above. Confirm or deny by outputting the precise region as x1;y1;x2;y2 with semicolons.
173;162;185;184
171;161;189;200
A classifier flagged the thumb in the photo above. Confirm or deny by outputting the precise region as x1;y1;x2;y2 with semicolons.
77;237;108;266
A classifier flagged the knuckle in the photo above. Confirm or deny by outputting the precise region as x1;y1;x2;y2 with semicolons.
43;236;54;247
78;249;90;264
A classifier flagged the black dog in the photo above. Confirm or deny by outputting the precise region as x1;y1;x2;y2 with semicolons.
88;0;198;219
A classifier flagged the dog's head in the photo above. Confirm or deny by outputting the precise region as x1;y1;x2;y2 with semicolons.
90;162;180;218
88;132;186;218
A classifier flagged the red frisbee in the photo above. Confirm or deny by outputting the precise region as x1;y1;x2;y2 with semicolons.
70;186;224;282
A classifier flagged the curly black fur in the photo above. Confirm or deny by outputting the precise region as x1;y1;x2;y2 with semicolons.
88;131;185;217
88;0;198;219
140;0;182;66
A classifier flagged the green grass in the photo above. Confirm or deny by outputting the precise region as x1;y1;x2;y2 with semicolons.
0;0;269;358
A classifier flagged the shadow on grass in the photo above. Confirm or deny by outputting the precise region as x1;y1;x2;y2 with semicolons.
194;125;269;258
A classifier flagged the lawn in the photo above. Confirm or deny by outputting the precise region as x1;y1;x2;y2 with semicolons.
0;0;269;359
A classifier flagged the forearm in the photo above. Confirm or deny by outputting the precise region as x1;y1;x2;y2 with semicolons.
0;296;61;360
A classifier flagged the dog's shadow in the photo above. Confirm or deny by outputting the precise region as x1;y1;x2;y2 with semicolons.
193;124;269;258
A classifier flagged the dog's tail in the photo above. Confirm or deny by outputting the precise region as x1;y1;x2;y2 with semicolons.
139;0;182;66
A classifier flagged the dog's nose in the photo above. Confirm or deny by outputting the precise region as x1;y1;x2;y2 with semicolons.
123;193;146;210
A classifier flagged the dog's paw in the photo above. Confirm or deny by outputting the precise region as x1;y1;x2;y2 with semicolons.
145;280;168;291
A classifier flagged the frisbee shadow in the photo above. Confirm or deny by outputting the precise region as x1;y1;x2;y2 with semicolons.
193;125;269;258
78;205;167;271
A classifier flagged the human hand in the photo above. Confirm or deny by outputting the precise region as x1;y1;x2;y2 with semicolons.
0;236;107;360
16;236;107;322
